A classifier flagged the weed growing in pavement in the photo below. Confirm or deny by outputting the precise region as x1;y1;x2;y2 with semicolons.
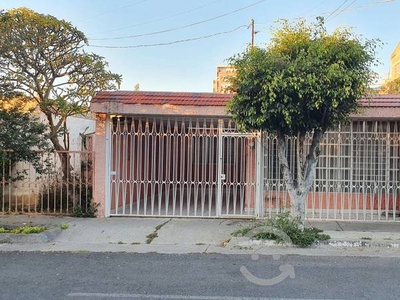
0;225;47;234
146;219;171;244
146;232;158;244
60;224;69;230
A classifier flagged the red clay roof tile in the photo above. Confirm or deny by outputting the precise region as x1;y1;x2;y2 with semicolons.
92;91;233;107
359;94;400;107
92;91;400;108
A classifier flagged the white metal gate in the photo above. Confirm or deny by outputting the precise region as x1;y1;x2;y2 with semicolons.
219;133;258;217
108;116;259;217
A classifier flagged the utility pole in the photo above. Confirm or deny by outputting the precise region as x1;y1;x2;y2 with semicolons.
251;19;255;47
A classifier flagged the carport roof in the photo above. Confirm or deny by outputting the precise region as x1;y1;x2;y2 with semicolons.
92;91;233;106
358;94;400;107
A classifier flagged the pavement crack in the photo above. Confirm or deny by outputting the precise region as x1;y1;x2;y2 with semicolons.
203;244;211;253
146;219;171;244
336;221;344;231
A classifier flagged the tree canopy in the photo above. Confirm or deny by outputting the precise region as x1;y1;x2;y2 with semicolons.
227;18;378;224
0;96;50;176
228;18;378;136
0;7;122;153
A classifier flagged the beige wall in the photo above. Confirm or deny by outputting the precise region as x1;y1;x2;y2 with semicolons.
390;42;400;80
213;66;235;93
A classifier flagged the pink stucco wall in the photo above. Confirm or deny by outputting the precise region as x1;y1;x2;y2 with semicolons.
93;113;107;217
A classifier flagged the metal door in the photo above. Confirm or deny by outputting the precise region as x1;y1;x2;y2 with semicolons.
218;133;259;217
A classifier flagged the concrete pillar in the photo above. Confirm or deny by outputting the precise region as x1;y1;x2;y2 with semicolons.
93;113;108;217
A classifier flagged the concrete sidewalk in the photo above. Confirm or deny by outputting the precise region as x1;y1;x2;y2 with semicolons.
0;215;399;257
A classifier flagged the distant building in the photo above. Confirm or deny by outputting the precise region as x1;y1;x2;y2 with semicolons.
212;65;235;93
390;42;400;80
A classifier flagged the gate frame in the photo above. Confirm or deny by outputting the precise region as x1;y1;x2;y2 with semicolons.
103;115;263;218
218;130;263;217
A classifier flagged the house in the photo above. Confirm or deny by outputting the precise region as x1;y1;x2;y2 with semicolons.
213;66;235;94
390;42;400;80
90;91;400;221
0;113;95;214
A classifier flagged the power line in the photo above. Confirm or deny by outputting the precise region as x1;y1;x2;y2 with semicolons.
89;0;266;41
254;0;393;26
88;25;247;49
89;0;225;36
300;0;330;15
325;0;350;21
328;0;357;20
294;0;394;20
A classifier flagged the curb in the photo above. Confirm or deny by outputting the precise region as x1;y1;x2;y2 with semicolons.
0;228;62;244
229;236;400;249
321;239;400;249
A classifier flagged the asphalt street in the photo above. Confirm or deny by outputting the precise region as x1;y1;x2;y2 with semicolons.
0;252;399;300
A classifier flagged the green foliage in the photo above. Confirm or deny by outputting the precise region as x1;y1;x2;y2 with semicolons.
234;212;330;248
227;17;379;136
227;18;379;223
60;224;69;230
70;200;99;218
146;232;158;244
0;107;51;202
39;182;97;217
0;225;47;234
0;106;48;151
231;221;263;237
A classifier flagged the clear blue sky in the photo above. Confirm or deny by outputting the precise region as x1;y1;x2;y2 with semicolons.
3;0;399;92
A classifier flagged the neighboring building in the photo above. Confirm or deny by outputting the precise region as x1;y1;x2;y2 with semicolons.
1;114;95;213
90;91;400;221
390;42;400;80
212;66;235;93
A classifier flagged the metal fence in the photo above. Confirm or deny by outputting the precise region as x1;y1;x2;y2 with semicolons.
0;150;94;215
108;116;400;221
263;120;400;221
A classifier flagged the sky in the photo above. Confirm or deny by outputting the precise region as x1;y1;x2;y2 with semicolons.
3;0;400;92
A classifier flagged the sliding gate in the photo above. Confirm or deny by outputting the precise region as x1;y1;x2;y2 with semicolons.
109;116;258;217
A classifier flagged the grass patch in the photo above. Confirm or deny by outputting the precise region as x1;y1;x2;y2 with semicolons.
0;225;47;234
60;224;69;230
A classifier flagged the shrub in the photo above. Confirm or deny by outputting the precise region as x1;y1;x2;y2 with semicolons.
233;212;330;248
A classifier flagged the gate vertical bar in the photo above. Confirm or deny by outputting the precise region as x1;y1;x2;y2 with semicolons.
216;119;223;217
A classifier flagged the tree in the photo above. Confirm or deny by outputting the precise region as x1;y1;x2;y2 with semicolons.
379;77;400;94
227;18;378;226
0;7;122;178
0;97;50;178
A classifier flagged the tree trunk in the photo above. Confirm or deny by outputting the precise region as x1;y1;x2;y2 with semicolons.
43;110;71;180
277;130;323;227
